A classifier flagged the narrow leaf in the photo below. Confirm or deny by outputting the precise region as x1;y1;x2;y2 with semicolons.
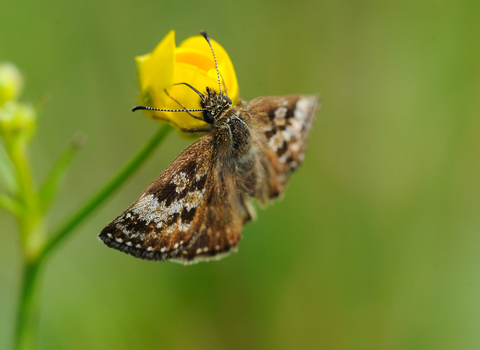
0;191;21;215
39;133;86;213
0;139;18;194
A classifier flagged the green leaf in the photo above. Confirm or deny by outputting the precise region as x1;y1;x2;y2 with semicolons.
0;191;21;215
0;138;18;194
39;133;86;213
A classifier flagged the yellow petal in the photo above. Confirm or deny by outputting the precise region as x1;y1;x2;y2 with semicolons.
175;48;215;73
179;35;239;104
135;30;175;107
179;36;229;66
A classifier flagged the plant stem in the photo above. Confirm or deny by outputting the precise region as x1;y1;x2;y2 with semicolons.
8;135;45;350
9;140;44;261
14;261;41;350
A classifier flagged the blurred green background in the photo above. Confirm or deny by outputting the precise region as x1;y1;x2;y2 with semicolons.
2;0;480;349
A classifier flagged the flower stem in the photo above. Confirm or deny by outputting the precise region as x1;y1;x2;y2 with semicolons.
8;140;44;261
14;261;41;350
7;134;45;350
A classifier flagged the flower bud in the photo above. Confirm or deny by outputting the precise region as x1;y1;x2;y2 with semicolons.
0;101;36;145
0;62;24;107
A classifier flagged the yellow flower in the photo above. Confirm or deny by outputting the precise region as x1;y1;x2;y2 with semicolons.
135;30;239;130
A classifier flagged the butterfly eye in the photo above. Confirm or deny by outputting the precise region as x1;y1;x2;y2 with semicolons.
204;111;215;124
223;95;232;104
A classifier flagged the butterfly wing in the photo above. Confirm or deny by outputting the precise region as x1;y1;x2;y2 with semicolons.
246;95;319;201
98;133;252;263
171;167;252;264
98;135;217;261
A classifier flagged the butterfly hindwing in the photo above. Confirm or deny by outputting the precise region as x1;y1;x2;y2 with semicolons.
246;95;319;200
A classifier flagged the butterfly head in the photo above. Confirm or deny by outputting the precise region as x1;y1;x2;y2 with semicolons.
200;87;232;124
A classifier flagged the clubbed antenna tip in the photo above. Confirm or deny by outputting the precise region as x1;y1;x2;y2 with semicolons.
132;106;148;112
199;30;222;96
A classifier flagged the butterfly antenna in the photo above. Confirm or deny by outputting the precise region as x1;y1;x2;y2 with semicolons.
173;82;204;98
164;89;206;121
132;106;205;113
200;30;222;96
220;72;229;98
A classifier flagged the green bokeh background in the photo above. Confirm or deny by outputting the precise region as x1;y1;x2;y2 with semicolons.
2;1;480;349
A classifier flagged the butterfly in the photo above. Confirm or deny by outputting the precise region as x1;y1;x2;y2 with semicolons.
98;31;319;264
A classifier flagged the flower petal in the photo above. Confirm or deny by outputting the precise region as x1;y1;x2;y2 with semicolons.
135;30;175;107
179;36;239;104
175;48;215;73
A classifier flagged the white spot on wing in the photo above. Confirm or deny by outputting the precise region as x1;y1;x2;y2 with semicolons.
274;106;287;118
172;172;188;193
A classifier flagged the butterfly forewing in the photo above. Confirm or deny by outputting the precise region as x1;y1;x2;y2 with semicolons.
172;174;248;264
99;135;216;261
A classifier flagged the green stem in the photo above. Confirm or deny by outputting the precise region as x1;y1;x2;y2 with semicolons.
14;262;41;350
8;140;44;261
39;123;172;262
8;136;44;350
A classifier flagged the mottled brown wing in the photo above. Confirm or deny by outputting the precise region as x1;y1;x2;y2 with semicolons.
246;95;319;201
98;135;216;261
171;166;253;264
98;133;251;263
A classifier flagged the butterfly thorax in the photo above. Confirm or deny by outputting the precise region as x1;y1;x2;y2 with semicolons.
201;87;252;161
